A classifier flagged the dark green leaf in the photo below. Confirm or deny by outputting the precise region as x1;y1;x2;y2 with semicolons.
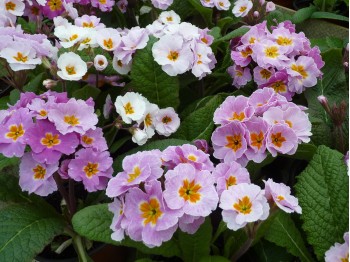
311;11;349;22
187;0;213;26
24;72;45;93
109;136;130;154
72;85;101;100
130;37;180;109
214;27;249;43
291;6;318;24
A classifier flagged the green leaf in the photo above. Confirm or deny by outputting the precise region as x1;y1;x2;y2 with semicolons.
311;11;349;22
264;212;314;262
178;218;212;262
9;89;20;105
109;136;130;154
171;0;195;20
72;85;101;100
0;155;19;173
283;143;317;161
0;96;10;110
174;94;227;141
0;174;29;204
266;10;285;27
130;37;180;109
16;17;36;34
247;240;294;262
187;0;213;26
72;204;181;258
310;37;345;53
113;138;189;173
24;72;45;93
0;204;66;262
291;6;318;24
199;256;230;262
295;145;349;260
214;27;249;43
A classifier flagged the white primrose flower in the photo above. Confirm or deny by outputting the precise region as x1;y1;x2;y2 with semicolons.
158;10;181;25
112;55;132;75
138;102;159;138
56;52;87;81
154;107;180;136
1;0;25;16
114;92;147;124
96;28;122;51
152;34;193;76
131;128;148;146
191;42;216;79
0;43;41;71
54;25;87;49
94;55;108;71
214;0;231;11
232;0;253;17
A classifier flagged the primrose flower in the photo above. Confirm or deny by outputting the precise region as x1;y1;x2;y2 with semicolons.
75;15;105;29
124;181;181;247
97;28;121;51
191;43;216;79
213;162;251;196
266;124;298;157
214;0;231;10
131;128;148;146
0;42;41;71
158;10;181;24
54;25;86;48
108;197;127;241
228;65;252;88
56;52;87;81
80;128;108;152
58;159;70;180
94;55;108;71
27;98;52;120
213;95;255;125
154;107;180;137
91;0;115;11
151;0;174;10
220;183;269;231
106;150;163;198
0;108;34;158
200;0;214;7
1;0;25;17
179;215;205;234
325;232;349;262
253;66;275;86
68;148;113;192
253;40;290;69
162;144;214;172
42;0;65;18
231;46;253;67
260;71;294;100
264;179;302;214
232;0;252;17
114;92;147;124
48;98;98;135
112;56;132;75
25;120;79;164
163;163;219;217
19;153;58;196
152;34;193;76
211;121;248;163
137;102;159;138
248;88;282;116
117;0;128;13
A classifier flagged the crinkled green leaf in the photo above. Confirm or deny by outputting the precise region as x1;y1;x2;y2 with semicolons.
311;11;349;22
187;0;213;26
291;6;318;24
174;94;227;141
295;145;349;260
178;218;212;262
130;37;180;109
0;204;66;262
0;155;19;173
113;138;189;173
264;212;314;262
72;204;181;258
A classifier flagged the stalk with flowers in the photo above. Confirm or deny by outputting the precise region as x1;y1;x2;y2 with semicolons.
0;0;348;261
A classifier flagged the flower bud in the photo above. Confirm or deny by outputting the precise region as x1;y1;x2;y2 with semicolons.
259;0;265;5
131;128;148;146
253;11;260;18
94;55;108;71
43;79;58;89
266;2;276;12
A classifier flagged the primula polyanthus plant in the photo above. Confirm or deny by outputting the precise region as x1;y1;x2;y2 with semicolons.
0;0;348;261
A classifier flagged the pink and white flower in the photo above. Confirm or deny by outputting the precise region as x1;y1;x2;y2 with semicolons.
114;92;147;124
154;107;180;137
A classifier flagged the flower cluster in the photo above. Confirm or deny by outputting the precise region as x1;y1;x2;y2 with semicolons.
219;176;301;231
232;0;275;19
325;232;349;262
106;144;218;247
211;88;312;166
148;11;217;78
114;92;180;145
200;0;231;10
0;25;57;71
0;91;113;195
229;21;324;98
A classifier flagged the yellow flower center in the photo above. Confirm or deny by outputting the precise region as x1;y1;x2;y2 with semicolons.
271;81;287;93
117;60;123;67
271;132;286;147
82;135;94;145
260;69;272;79
167;51;179;61
229;112;245;121
250;131;264;150
225;134;242;152
123;102;134;115
98;60;104;66
103;38;113;49
145;113;152;127
127;166;141;183
82;21;94;28
239;6;247;12
249;37;256;44
64;115;80;126
99;0;106;3
235;70;243;77
5;124;25;141
13;52;28;63
226;176;237;189
48;0;62;11
179;179;202;203
291;64;308;79
277;195;285;201
81;38;91;44
341;254;349;262
5;1;16;10
277;36;293;46
219;2;224;6
187;155;197;161
285;120;293;128
241;47;252;58
162;116;172;124
233;196;252;214
39;110;47;117
40;133;61;148
69;34;78;41
166;16;173;21
140;198;163;226
33;165;46;180
65;66;76;75
265;46;279;58
201;37;208;44
83;162;99;178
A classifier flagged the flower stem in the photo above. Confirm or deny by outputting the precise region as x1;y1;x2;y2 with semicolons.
73;235;90;262
230;236;254;262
